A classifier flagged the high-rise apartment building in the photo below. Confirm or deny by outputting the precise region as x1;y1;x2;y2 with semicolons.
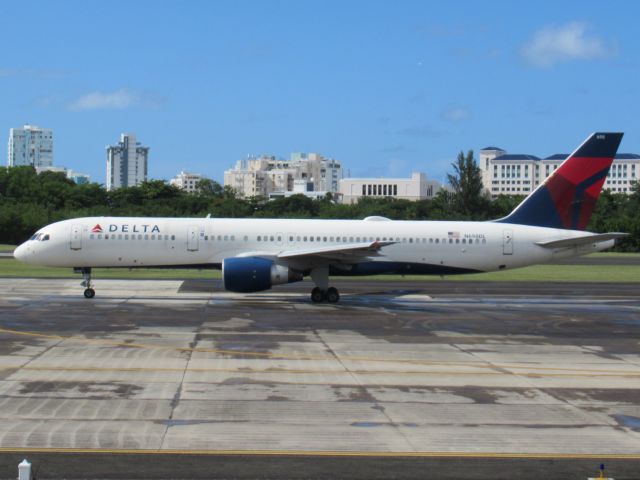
7;124;53;168
224;152;342;198
106;133;149;190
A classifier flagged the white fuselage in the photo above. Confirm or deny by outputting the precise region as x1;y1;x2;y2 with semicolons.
14;216;612;274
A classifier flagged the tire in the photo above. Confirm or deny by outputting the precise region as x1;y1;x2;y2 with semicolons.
326;287;340;303
84;288;95;299
311;287;324;303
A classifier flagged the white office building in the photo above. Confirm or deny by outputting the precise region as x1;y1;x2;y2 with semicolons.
480;146;640;197
7;124;53;168
339;172;442;204
106;133;149;190
170;171;203;193
224;152;342;198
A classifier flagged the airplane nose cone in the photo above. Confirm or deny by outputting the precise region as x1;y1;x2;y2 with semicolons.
13;244;28;262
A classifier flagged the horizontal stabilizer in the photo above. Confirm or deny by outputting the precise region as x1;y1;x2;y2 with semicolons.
536;232;628;249
278;240;395;260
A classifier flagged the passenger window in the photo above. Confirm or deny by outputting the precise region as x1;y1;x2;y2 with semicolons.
304;236;307;241
257;236;261;241
449;239;453;244
244;236;248;241
118;234;122;240
144;235;148;240
435;239;439;244
310;236;314;242
297;236;301;241
98;234;103;240
224;235;228;241
409;238;413;243
171;235;175;240
330;236;334;242
124;234;129;240
289;236;293;242
323;236;327;242
482;239;486;244
270;236;274;241
277;236;281;241
231;235;235;241
90;234;95;239
349;237;354;242
455;239;459;244
138;234;143;240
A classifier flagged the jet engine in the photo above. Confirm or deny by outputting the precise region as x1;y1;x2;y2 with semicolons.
222;257;303;293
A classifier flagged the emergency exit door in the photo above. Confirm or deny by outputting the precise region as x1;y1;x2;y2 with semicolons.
187;225;199;251
70;225;82;250
502;229;513;255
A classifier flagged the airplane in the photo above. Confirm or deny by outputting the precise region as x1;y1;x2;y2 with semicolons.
14;132;627;303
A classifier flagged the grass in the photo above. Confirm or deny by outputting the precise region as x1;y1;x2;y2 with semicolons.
1;257;639;282
0;244;16;253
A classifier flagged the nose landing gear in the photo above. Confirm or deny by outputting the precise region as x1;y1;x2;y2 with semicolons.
75;267;95;299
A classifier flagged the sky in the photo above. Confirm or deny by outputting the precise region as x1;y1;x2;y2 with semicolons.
1;0;639;186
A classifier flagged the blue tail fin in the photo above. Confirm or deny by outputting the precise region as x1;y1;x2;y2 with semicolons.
496;132;623;230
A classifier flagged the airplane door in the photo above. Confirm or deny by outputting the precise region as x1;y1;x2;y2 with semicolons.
70;225;82;250
187;225;199;251
502;229;513;255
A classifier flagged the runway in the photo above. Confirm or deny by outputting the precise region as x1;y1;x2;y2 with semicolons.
0;278;639;479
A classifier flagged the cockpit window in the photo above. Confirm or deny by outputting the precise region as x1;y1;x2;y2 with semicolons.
29;233;50;241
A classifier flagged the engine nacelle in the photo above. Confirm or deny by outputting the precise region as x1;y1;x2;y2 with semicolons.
222;257;303;293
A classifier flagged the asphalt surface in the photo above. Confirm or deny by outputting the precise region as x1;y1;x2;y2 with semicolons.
0;278;639;479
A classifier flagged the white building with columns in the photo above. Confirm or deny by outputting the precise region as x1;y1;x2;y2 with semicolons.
338;172;442;204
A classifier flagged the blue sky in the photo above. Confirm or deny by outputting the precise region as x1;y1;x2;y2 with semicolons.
1;0;638;185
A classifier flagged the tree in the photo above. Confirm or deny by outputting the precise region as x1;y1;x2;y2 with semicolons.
446;150;489;218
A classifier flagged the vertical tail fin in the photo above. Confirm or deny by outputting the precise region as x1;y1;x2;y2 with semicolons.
497;132;623;230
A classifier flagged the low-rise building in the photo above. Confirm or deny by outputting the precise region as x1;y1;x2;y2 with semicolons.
35;166;91;184
480;146;640;197
170;171;203;193
338;172;442;204
224;152;342;198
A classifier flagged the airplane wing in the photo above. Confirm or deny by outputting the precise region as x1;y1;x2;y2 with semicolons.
535;232;628;249
277;240;396;261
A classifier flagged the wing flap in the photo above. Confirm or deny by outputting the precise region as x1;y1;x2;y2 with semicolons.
277;241;395;260
536;232;628;249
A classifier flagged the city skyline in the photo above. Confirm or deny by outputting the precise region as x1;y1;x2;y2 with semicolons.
1;0;638;186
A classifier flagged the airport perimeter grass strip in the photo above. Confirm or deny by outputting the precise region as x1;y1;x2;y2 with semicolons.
0;244;15;253
0;258;639;282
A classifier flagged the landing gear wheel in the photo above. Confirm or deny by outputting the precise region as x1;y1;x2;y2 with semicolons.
311;287;324;303
84;288;95;299
326;287;340;303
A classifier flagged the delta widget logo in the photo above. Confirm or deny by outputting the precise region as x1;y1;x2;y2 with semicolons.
91;224;103;233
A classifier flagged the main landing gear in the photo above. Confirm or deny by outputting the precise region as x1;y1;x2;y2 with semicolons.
75;267;95;299
311;286;340;303
309;267;340;303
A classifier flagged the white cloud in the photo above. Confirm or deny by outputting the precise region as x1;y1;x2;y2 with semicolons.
441;107;471;122
521;22;612;68
68;88;140;111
